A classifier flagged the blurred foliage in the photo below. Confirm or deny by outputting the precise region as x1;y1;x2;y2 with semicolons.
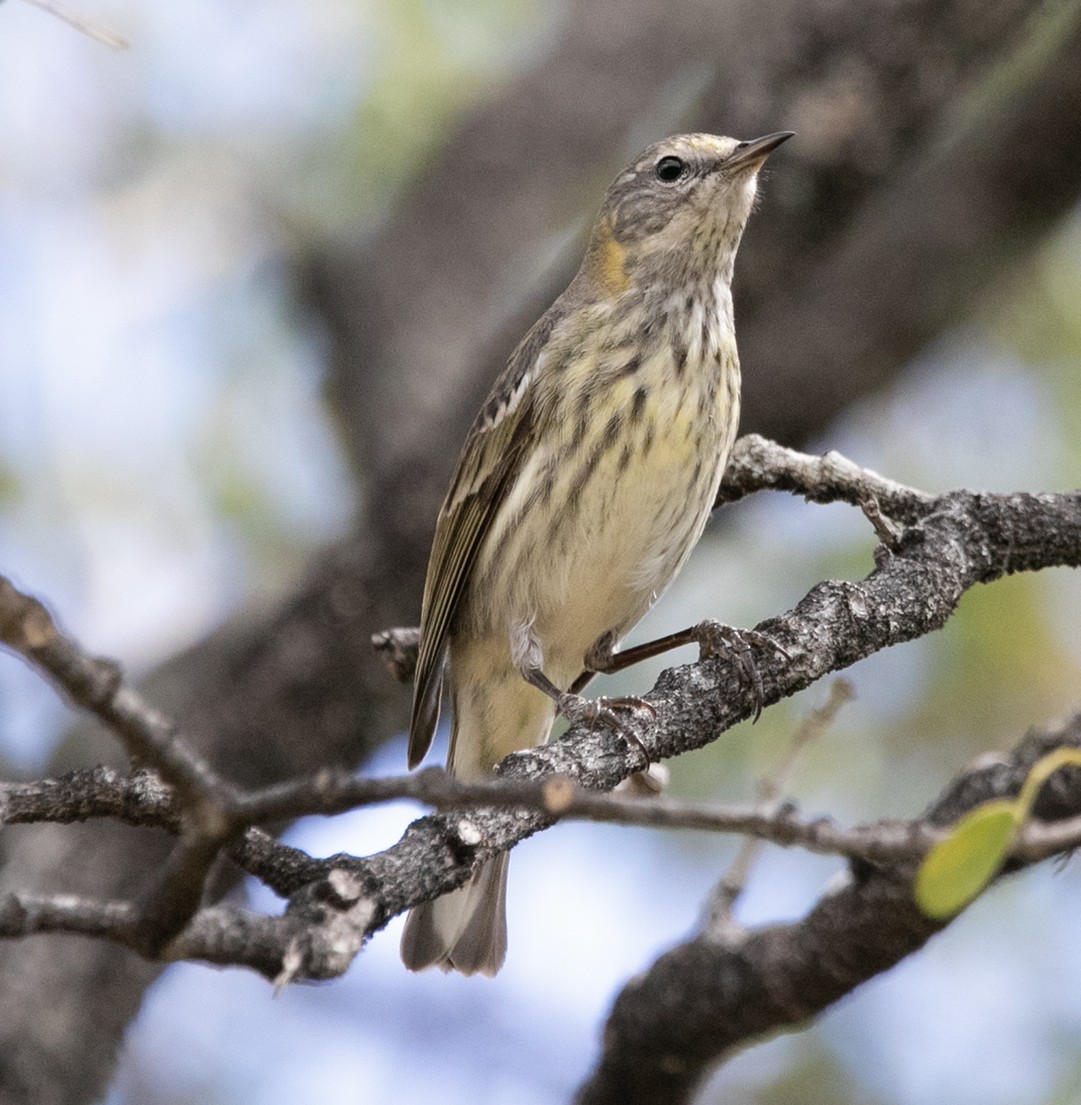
750;1051;893;1105
0;464;20;505
701;1033;896;1104
334;0;557;230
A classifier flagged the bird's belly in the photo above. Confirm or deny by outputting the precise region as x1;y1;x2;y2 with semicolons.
469;390;733;689
541;441;709;655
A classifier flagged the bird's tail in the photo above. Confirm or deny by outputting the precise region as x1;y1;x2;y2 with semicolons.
401;639;555;976
400;852;510;976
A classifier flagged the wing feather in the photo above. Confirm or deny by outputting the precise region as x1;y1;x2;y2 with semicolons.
407;312;560;767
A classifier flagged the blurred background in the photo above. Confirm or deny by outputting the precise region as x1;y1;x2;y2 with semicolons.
2;0;1081;1102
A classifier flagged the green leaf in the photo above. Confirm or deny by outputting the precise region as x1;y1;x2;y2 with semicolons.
915;746;1081;921
915;800;1020;919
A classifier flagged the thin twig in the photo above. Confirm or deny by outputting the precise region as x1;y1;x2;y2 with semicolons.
0;577;233;810
17;0;128;48
716;435;934;521
0;577;243;952
371;626;419;683
704;679;855;938
6;751;1081;877
4;717;1081;980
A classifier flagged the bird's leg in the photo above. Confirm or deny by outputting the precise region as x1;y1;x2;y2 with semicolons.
511;622;652;766
576;622;789;722
519;664;653;767
574;628;700;686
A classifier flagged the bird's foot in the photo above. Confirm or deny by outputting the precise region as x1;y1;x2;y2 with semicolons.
691;621;789;722
556;691;655;767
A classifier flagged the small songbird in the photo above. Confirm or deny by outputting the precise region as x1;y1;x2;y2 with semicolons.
401;131;793;976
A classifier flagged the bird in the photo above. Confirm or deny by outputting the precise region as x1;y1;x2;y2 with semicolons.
400;130;793;976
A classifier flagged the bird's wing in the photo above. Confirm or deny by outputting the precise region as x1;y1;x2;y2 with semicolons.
408;316;557;768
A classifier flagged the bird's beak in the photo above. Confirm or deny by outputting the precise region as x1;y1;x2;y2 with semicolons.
724;131;795;172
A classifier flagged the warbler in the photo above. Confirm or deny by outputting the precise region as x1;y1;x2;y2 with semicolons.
401;131;793;976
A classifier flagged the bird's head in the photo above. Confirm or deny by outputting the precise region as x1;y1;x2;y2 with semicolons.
580;132;793;297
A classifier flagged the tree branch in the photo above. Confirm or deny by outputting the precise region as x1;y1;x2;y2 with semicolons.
0;578;229;806
370;433;1071;681
3;442;1080;994
575;715;1081;1105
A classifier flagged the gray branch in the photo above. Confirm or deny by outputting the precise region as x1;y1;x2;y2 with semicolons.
575;715;1081;1105
3;442;1081;1007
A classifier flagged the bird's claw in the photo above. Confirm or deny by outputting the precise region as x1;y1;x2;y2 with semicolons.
556;692;653;767
692;620;787;722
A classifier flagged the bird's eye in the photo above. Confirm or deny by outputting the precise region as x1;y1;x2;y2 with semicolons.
654;156;686;183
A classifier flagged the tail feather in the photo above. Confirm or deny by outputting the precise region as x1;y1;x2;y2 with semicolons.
402;644;554;976
400;853;509;977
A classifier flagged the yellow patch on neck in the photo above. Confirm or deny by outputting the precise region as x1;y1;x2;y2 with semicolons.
590;221;631;295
